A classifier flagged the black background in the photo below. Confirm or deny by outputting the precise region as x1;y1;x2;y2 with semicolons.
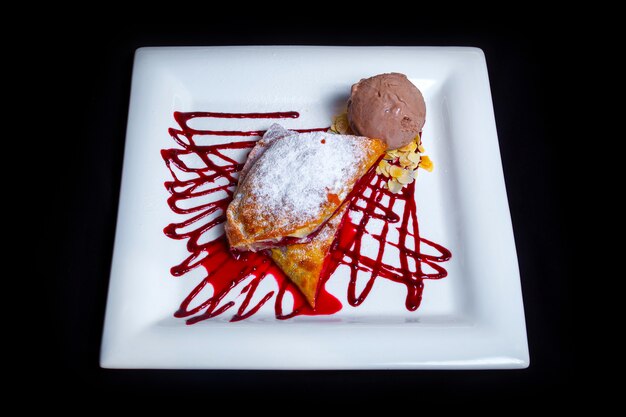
46;18;575;404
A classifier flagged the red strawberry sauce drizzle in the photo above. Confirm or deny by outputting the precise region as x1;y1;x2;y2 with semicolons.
162;111;450;324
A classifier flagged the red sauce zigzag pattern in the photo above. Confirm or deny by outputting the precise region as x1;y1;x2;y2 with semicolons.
162;111;450;324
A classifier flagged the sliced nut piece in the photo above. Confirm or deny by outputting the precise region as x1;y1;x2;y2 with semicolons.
396;169;415;185
329;113;347;134
398;141;418;153
389;165;405;179
330;112;352;134
399;155;412;168
387;179;403;193
377;160;391;177
334;114;350;134
419;155;434;172
407;151;421;164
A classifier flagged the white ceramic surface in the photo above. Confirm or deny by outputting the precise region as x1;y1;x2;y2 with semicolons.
100;46;529;369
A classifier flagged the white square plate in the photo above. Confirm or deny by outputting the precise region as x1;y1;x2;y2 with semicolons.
101;46;529;369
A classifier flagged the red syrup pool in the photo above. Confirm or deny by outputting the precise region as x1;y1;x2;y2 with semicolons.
162;111;451;324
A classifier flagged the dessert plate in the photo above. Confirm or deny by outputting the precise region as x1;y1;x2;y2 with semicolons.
100;46;529;369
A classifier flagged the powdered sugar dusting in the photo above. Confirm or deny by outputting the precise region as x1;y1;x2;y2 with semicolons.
238;124;292;185
239;124;368;230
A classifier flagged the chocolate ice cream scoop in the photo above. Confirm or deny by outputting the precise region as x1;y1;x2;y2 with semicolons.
347;73;426;149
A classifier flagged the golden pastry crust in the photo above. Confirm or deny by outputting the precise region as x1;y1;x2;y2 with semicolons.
270;204;348;307
226;124;384;252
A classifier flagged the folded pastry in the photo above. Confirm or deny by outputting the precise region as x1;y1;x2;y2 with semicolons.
270;204;348;307
225;124;385;252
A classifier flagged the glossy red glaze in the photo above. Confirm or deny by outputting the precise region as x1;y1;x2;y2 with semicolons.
162;111;450;324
